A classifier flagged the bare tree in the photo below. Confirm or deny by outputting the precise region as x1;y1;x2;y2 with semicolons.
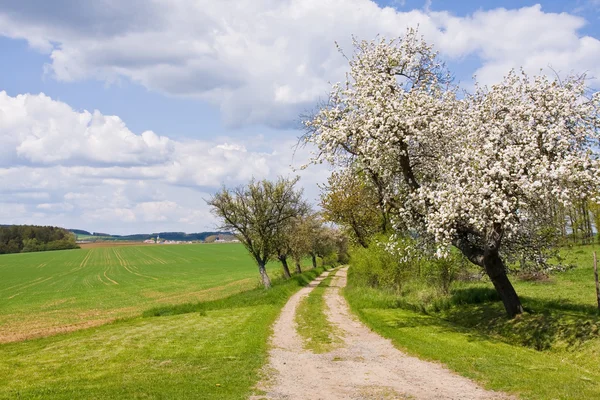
207;177;307;288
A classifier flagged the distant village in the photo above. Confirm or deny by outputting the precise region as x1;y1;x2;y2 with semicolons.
74;232;239;245
143;234;239;245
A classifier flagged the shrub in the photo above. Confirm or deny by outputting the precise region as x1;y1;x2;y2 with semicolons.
322;252;339;267
348;234;473;311
349;234;420;292
421;252;469;294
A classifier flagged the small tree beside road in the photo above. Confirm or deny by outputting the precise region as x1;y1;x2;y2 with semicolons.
208;177;307;288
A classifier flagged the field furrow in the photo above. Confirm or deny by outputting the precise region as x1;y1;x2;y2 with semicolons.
0;243;277;342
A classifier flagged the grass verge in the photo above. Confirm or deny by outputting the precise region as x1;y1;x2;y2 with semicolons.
295;269;342;353
0;266;325;400
344;244;600;400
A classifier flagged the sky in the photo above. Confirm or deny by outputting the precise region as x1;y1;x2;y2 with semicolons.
0;0;599;235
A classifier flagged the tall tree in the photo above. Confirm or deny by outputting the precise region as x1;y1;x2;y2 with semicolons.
286;213;325;270
320;169;388;247
287;215;312;272
305;29;600;317
208;177;307;288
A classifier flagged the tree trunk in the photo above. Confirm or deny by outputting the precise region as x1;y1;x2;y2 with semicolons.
279;255;291;279
311;253;317;269
586;202;593;244
483;251;523;318
351;222;369;248
258;262;272;289
454;231;523;318
295;259;302;274
567;211;575;244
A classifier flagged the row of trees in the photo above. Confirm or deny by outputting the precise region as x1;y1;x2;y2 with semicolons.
304;29;600;317
208;177;347;288
556;199;600;245
206;30;599;317
322;169;600;252
0;225;79;254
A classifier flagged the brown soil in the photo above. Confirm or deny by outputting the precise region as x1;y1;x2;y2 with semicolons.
0;279;256;344
78;242;154;249
0;318;116;343
254;267;512;400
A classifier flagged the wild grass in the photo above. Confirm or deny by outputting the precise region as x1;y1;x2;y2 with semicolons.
295;270;342;353
0;266;325;399
344;243;600;399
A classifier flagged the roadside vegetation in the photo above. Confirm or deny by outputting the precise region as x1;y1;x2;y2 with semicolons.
208;177;348;288
344;243;600;399
295;28;600;399
304;29;600;318
295;269;342;353
0;264;325;399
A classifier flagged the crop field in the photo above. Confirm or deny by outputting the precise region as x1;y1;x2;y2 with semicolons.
0;240;322;399
78;241;155;249
0;244;279;342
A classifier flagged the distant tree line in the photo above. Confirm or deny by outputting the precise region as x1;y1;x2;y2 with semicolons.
0;225;79;254
149;232;227;241
69;230;227;242
69;229;92;236
203;233;237;243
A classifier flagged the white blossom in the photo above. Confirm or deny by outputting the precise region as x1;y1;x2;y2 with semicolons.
305;29;600;253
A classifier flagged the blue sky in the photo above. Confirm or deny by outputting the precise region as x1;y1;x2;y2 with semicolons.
0;0;599;234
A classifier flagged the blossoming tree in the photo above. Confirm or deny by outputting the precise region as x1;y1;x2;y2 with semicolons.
305;29;600;317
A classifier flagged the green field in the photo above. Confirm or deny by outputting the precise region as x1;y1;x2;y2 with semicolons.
0;243;322;399
0;244;281;342
8;241;600;399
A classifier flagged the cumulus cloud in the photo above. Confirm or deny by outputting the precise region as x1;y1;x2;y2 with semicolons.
0;92;174;167
0;91;328;233
0;1;598;126
1;1;599;233
431;5;600;86
0;91;287;181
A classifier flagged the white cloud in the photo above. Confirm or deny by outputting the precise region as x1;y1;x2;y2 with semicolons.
430;5;600;86
0;2;598;126
1;2;598;233
0;203;27;219
36;202;74;212
0;91;174;167
0;91;328;234
0;91;291;184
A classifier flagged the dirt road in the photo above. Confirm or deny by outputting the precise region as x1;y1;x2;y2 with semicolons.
254;267;511;400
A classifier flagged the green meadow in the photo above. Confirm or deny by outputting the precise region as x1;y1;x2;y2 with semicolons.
0;244;278;342
344;245;600;399
6;241;600;399
0;243;322;399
